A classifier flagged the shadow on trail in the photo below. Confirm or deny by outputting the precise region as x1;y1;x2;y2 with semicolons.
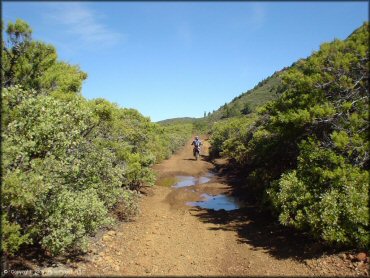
190;206;331;262
190;158;337;262
183;154;209;161
2;244;89;275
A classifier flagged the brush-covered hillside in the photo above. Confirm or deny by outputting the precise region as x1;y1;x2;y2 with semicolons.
207;69;285;121
157;117;197;125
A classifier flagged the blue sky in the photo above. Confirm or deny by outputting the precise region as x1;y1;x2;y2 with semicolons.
3;1;368;122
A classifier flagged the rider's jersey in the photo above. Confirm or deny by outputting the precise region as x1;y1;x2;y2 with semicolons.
192;139;202;148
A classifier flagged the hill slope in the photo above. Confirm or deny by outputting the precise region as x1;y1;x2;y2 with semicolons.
157;117;197;125
207;69;285;121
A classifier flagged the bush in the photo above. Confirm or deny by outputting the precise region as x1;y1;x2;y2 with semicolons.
268;139;369;247
38;189;113;255
113;190;141;221
1;20;193;256
209;22;369;248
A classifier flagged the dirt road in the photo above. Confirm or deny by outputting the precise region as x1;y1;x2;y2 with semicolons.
70;137;367;276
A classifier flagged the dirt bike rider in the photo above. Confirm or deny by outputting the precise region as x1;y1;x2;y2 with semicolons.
191;136;202;157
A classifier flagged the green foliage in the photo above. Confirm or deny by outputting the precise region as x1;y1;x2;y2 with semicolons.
2;213;31;256
209;115;256;158
2;19;86;94
160;123;194;157
210;22;369;248
241;102;252;115
42;62;88;98
268;139;369;247
38;189;113;255
1;19;192;256
113;190;140;221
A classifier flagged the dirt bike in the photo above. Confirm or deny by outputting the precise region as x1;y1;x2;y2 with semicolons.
193;146;201;160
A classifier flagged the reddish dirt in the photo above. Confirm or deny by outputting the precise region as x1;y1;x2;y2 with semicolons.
39;137;369;276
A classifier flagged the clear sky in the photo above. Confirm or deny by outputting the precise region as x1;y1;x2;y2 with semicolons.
3;1;368;122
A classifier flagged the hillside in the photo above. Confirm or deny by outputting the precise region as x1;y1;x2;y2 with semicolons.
157;70;284;129
157;117;197;125
207;69;284;121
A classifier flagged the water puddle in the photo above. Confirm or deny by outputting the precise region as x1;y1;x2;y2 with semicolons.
172;172;214;188
186;193;242;211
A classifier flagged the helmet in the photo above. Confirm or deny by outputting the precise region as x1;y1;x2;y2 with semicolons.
195;136;199;140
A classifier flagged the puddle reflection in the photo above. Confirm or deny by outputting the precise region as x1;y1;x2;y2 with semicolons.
186;193;242;211
172;172;214;188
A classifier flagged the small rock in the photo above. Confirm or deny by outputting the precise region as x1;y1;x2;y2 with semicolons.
107;230;116;236
356;252;367;262
358;261;366;269
339;253;347;260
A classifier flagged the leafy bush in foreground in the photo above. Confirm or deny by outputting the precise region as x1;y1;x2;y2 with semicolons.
1;19;192;256
210;22;369;248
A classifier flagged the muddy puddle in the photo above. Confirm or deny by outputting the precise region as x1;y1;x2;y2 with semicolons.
186;193;242;211
172;172;215;188
168;172;243;211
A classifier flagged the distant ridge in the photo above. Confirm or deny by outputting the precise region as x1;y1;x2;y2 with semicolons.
157;117;197;125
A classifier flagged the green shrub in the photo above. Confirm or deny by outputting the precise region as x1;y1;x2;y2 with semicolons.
1;19;194;256
2;214;31;256
38;189;113;255
209;22;369;248
268;139;369;247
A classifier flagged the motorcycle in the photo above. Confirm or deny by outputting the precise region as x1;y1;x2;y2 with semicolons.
193;145;201;160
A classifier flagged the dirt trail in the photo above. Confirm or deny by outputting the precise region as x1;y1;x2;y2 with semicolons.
70;137;367;276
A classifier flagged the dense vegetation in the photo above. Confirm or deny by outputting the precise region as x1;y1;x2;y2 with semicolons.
209;23;369;248
1;20;192;256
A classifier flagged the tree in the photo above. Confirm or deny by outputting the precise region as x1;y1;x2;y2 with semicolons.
241;102;252;115
2;19;86;96
2;19;32;87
